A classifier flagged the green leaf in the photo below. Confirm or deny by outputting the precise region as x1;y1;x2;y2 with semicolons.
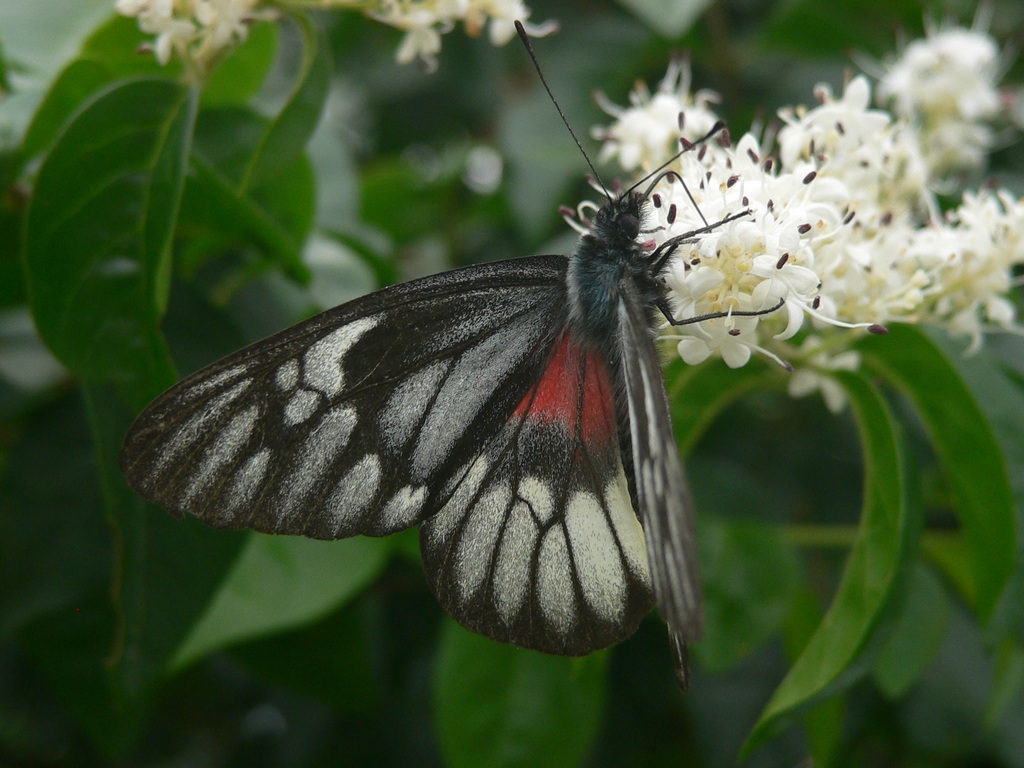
23;77;197;402
170;534;391;671
182;154;311;284
202;21;279;107
665;357;776;454
923;332;1024;643
17;592;145;756
872;563;950;698
230;604;381;715
759;0;925;58
781;587;845;768
239;13;329;192
0;394;109;635
986;642;1024;729
859;324;1015;619
22;15;170;162
695;517;799;673
614;0;714;38
82;384;246;696
744;369;918;753
434;622;606;768
22;59;116;160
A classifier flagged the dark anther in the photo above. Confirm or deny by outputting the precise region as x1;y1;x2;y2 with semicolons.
798;223;812;234
776;252;789;269
667;204;677;224
803;171;817;184
868;324;889;335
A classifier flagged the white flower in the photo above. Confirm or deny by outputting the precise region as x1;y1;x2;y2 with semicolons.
787;338;861;413
777;76;931;223
647;130;867;369
593;56;721;172
117;0;271;74
917;190;1024;351
368;0;555;70
876;20;1003;178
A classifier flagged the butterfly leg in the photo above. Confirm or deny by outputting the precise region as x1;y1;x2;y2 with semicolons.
656;297;786;327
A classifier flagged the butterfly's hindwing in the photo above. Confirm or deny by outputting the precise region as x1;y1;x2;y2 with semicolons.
120;256;570;541
420;333;654;655
617;279;702;643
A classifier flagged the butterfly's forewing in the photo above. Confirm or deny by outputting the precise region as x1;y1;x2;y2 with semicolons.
121;254;655;655
616;279;702;644
121;256;567;540
421;332;653;655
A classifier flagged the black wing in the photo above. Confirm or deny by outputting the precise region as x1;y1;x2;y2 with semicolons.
121;255;655;655
616;278;702;644
121;256;567;539
420;332;654;655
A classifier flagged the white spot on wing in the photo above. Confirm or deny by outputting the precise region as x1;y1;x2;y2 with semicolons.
431;456;490;547
493;501;537;625
183;404;259;506
566;490;626;621
607;468;650;585
518;476;554;526
277;407;357;516
380;360;450;450
327;453;381;533
276;359;299;392
219;447;272;522
284;389;320;426
456;482;512;603
179;364;248;403
380;484;427;530
303;316;379;396
410;317;536;481
537;527;575;638
152;379;253;478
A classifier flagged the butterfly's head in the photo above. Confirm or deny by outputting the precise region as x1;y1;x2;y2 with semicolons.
591;190;648;251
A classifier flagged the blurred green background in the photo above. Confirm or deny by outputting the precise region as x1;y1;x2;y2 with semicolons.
2;0;1024;765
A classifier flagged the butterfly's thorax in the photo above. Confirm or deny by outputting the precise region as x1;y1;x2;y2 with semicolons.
566;192;665;351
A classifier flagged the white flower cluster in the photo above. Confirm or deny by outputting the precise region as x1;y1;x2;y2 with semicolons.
369;0;556;71
116;0;273;74
118;0;554;74
591;26;1023;409
592;56;721;172
876;18;1004;180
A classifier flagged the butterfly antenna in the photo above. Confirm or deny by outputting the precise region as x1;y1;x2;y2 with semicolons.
626;121;726;200
515;20;612;201
626;122;728;227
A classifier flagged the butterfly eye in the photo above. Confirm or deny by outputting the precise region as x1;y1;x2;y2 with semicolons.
619;213;640;240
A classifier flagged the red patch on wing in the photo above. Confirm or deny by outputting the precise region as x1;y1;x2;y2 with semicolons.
513;333;616;445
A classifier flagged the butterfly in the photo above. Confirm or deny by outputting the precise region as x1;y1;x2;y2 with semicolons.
119;25;777;684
